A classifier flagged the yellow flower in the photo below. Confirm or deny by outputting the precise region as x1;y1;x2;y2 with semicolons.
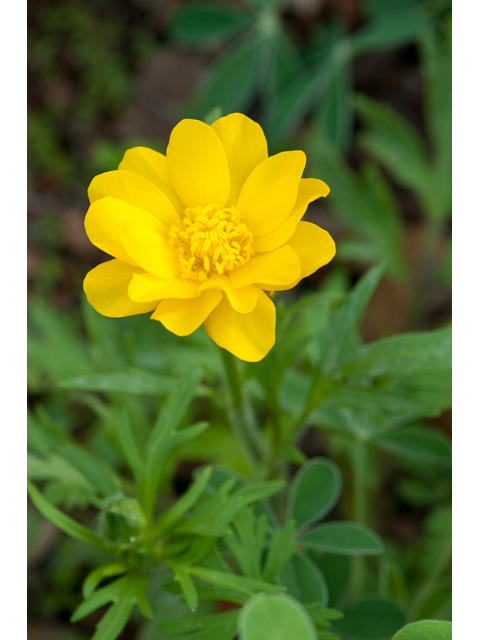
83;113;335;361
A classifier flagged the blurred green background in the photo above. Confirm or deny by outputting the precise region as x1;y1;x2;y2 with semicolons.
28;0;451;638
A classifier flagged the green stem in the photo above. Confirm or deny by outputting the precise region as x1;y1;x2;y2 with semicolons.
219;348;266;472
351;438;369;597
410;539;452;617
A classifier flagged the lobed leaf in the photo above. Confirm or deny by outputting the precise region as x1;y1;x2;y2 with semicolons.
27;480;106;551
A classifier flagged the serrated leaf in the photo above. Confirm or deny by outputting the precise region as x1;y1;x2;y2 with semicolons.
27;480;106;551
298;522;384;556
238;593;317;640
392;620;452;640
287;457;342;529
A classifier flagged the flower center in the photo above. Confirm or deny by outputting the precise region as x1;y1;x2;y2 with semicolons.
168;204;254;282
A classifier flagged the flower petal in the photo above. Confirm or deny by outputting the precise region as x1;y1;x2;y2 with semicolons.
83;259;156;317
151;289;222;336
287;221;336;278
253;178;330;253
203;290;275;362
199;272;259;313
167;119;230;208
121;221;179;278
118;147;185;214
211;113;268;206
88;170;180;230
236;150;306;237
129;272;200;302
228;246;301;288
85;197;167;265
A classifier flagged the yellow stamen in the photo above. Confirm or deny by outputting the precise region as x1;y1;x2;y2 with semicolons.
168;204;254;282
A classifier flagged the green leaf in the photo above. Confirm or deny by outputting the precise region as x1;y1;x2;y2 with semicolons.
58;443;119;498
59;370;177;396
194;36;259;116
116;410;142;484
287;457;342;529
298;522;384;555
351;7;432;53
91;599;134;640
318;42;353;151
355;93;428;191
279;552;329;606
312;139;406;279
27;480;106;551
373;426;451;465
233;480;286;505
332;597;406;639
308;553;351;607
152;466;212;538
189;567;284;596
238;593;317;640
414;578;452;622
265;66;329;143
343;327;452;378
171;565;199;612
262;520;297;582
173;517;229;538
83;563;129;599
139;368;204;520
72;574;152;640
169;3;251;46
317;265;383;376
225;508;267;580
159;610;239;640
391;620;452;640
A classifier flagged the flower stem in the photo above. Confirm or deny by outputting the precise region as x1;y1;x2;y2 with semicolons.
219;348;266;472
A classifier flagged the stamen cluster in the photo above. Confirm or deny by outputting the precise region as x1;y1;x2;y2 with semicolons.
168;204;254;282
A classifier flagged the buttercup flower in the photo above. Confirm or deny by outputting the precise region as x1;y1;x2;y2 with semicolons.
83;114;335;361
